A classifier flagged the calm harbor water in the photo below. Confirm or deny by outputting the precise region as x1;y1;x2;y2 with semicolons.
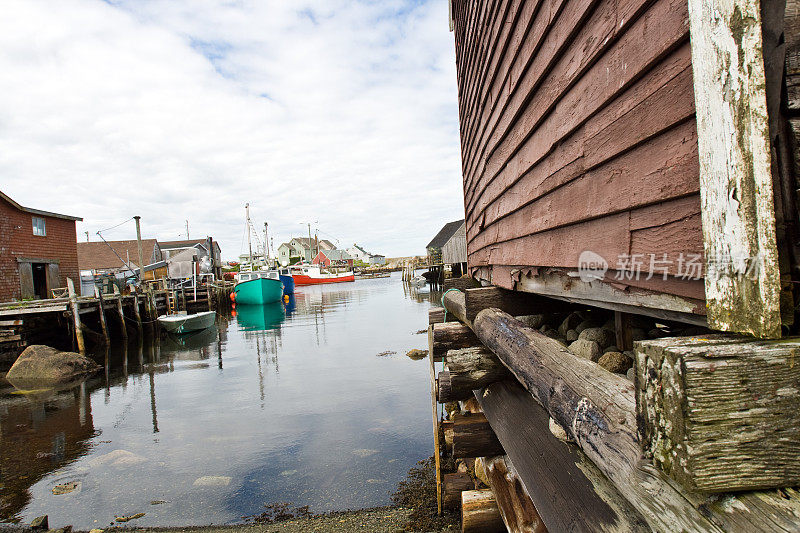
0;274;437;529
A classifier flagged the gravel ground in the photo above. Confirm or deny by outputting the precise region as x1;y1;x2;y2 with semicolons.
47;506;456;533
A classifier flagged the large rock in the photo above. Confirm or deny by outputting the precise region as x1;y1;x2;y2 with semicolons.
597;352;633;373
568;339;602;362
578;327;616;349
6;345;100;386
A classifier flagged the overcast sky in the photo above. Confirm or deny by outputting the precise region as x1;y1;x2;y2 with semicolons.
0;0;463;259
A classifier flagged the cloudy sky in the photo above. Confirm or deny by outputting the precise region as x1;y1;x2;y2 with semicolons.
0;0;463;259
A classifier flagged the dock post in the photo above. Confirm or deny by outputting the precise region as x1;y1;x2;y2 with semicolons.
94;286;110;344
67;278;86;355
133;294;143;336
114;285;128;341
207;283;212;311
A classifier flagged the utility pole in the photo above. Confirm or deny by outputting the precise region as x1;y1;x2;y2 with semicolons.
134;216;145;283
85;231;89;242
186;220;190;240
307;222;313;263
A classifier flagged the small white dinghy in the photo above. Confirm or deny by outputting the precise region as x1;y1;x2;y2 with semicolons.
157;311;216;334
409;276;427;287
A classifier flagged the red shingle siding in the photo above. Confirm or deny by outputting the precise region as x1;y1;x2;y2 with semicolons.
0;197;80;301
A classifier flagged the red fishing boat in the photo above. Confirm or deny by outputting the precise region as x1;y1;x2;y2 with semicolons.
290;264;355;286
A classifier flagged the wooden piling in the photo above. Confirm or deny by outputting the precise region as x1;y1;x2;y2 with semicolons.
66;278;85;355
207;284;212;311
133;294;143;336
94;286;110;344
114;286;128;341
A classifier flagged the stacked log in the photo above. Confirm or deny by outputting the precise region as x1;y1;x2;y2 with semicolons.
461;490;505;533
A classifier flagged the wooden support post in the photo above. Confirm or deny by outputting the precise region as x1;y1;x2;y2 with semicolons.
94;286;109;344
614;311;633;351
443;472;474;510
688;0;781;338
437;347;510;402
430;322;479;361
636;335;800;492
207;283;212;311
477;456;547;533
427;325;443;515
113;286;128;341
66;278;85;355
452;412;504;458
132;294;143;336
461;490;505;533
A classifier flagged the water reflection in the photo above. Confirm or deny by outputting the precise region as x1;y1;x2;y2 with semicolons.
0;381;96;519
0;274;434;528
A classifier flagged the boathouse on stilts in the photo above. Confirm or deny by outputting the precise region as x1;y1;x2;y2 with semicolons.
430;0;800;530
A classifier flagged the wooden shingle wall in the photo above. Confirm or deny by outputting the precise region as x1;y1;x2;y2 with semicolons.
452;0;707;315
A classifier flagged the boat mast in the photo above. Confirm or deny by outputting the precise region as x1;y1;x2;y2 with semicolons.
264;222;271;267
246;203;253;270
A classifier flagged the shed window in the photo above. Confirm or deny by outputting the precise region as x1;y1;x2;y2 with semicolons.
32;217;46;236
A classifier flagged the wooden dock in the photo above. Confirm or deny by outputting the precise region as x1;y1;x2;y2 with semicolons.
0;279;234;365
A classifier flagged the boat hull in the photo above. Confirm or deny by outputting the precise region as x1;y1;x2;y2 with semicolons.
234;277;284;304
157;311;216;334
292;272;355;286
279;274;295;295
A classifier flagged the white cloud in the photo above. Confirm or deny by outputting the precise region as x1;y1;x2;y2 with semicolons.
0;0;462;257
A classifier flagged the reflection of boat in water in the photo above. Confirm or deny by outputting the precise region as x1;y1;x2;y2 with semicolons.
157;311;216;334
162;326;218;350
235;302;286;331
290;264;354;285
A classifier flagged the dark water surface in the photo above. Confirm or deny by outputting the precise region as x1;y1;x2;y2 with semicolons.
0;274;437;528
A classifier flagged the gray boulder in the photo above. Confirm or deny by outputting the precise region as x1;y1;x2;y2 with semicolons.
578;327;616;349
568;339;602;362
7;345;100;386
558;312;583;337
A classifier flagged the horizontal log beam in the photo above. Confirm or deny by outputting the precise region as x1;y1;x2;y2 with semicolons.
473;308;800;531
443;472;474;510
464;286;569;325
430;322;480;361
437;347;510;402
476;379;649;531
461;490;505;533
442;289;468;324
452;412;504;458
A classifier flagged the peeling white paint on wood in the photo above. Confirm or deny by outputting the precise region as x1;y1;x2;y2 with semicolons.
688;0;781;338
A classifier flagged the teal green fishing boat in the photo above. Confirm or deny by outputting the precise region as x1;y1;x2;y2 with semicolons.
234;271;284;304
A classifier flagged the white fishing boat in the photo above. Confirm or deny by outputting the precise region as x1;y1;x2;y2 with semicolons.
157;310;216;334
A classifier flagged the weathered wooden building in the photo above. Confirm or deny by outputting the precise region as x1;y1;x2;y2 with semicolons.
434;0;800;531
442;220;467;276
452;0;799;339
427;219;465;265
0;191;82;301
